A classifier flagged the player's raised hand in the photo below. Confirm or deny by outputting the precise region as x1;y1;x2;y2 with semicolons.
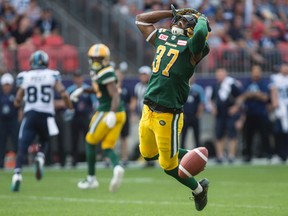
198;14;212;32
171;4;201;17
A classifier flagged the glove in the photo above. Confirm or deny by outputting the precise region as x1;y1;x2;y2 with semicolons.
70;87;84;102
198;14;212;32
103;111;116;128
171;4;201;17
171;4;211;32
63;109;75;121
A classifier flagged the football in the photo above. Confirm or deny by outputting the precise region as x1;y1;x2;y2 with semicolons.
178;147;208;178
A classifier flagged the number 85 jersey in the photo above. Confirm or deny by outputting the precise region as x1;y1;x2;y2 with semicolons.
16;69;61;115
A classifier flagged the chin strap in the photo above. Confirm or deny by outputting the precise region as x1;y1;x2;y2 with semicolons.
171;26;184;36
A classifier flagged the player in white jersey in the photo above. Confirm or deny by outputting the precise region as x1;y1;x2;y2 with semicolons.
11;50;74;192
270;63;288;162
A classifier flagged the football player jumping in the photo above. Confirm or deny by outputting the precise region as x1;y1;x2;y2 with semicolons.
135;5;211;211
11;50;74;192
71;43;126;192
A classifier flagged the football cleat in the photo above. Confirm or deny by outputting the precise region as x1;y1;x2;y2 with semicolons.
11;173;22;192
35;155;44;180
109;165;125;192
77;176;99;189
192;178;209;211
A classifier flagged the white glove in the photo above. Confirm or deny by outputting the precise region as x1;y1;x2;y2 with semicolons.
103;111;116;128
70;87;84;102
63;109;75;121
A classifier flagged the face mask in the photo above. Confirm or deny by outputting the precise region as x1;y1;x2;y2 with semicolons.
171;26;184;36
89;59;102;70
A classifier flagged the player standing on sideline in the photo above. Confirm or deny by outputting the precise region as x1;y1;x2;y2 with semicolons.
11;50;74;192
0;73;19;169
70;43;126;192
181;76;205;149
135;5;211;211
115;65;133;167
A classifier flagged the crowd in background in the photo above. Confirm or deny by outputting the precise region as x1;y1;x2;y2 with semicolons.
112;0;288;72
0;0;79;74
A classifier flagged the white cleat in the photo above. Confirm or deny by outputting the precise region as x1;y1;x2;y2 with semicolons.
109;165;125;192
77;176;99;189
11;173;22;192
35;156;44;180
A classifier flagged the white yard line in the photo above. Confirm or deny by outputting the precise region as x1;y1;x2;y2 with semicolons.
0;194;281;209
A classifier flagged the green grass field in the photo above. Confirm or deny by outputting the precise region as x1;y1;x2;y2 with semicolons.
1;164;288;216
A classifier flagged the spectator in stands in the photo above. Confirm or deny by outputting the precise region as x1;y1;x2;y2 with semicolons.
181;76;205;149
10;0;30;15
24;0;42;25
0;0;18;28
35;7;58;37
0;16;11;42
206;7;227;48
241;65;272;162
259;25;283;72
0;73;19;169
66;71;97;167
9;15;33;46
228;15;245;44
210;68;243;164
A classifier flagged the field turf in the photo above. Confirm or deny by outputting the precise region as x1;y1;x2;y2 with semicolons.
1;164;287;216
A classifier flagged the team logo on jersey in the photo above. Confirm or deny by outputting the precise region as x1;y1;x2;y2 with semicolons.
159;34;168;41
159;120;166;126
177;40;187;46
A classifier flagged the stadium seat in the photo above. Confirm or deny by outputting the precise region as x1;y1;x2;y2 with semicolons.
17;44;36;71
2;47;16;71
31;34;44;49
60;44;79;73
40;46;59;70
44;34;64;47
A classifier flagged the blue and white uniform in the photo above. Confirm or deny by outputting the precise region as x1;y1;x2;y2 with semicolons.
15;69;61;171
270;73;288;161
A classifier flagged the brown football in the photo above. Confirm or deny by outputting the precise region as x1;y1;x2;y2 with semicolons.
178;147;208;178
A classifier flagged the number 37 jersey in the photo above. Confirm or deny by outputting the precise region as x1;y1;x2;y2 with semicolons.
145;29;197;110
17;69;61;115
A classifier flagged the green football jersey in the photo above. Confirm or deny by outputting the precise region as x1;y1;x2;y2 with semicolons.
90;65;125;112
145;28;207;109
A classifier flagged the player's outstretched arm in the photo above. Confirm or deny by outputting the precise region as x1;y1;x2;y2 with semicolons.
102;81;120;129
135;10;172;44
188;15;210;64
55;80;73;110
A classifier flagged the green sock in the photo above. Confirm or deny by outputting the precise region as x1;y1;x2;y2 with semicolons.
86;142;96;176
165;167;198;190
103;149;119;167
178;148;189;159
